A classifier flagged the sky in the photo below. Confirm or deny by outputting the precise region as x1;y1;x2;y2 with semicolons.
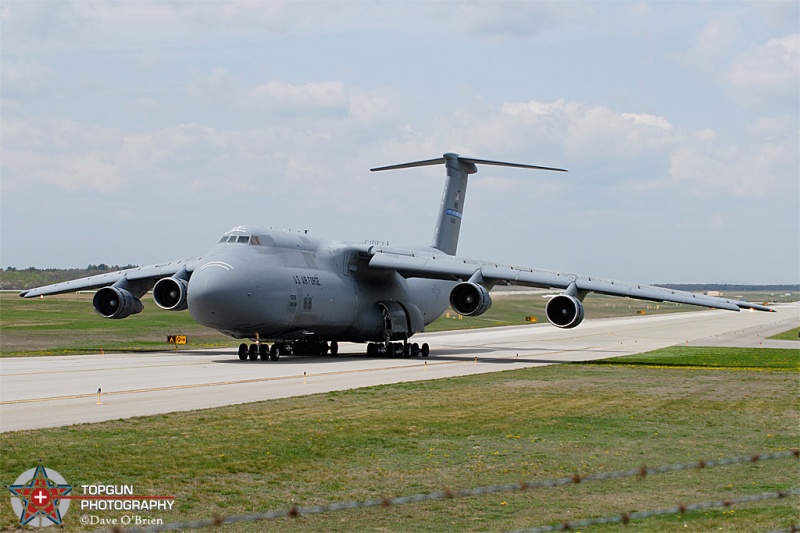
1;1;798;284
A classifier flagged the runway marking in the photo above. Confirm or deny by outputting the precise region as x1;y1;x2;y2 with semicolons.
1;362;211;377
0;360;469;405
0;346;601;406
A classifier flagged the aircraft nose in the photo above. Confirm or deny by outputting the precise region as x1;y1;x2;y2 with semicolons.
188;261;249;330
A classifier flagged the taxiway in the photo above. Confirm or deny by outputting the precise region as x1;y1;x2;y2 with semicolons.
1;304;796;432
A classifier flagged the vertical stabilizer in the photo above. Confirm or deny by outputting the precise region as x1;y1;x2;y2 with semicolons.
371;153;566;256
432;153;473;255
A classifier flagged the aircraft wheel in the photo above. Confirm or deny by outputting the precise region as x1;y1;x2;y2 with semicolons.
367;343;377;357
259;344;269;361
421;343;430;358
392;343;403;357
248;344;259;360
330;341;338;356
412;343;420;357
238;343;248;361
270;344;280;361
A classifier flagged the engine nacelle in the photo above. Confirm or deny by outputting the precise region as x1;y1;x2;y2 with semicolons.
449;282;493;316
153;277;189;311
545;294;585;329
93;287;144;319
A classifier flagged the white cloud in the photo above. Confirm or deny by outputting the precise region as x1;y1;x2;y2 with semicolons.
726;33;800;109
1;119;126;192
1;1;796;282
497;97;797;207
0;60;52;94
501;99;675;172
452;1;578;40
684;16;741;70
668;126;797;198
245;80;348;114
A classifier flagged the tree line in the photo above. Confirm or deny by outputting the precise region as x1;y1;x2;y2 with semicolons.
0;265;138;291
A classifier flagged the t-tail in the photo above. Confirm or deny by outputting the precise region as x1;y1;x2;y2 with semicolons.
371;153;567;255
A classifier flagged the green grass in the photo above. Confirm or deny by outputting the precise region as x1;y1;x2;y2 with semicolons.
584;345;800;371
0;292;719;356
771;327;800;341
0;293;239;356
2;346;798;532
425;292;697;332
2;291;793;356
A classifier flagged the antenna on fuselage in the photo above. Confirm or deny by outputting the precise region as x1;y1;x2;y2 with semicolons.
371;153;567;256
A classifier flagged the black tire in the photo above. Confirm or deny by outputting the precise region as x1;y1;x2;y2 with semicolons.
259;344;269;361
421;343;430;358
238;343;248;361
270;344;280;361
248;344;258;360
329;341;338;356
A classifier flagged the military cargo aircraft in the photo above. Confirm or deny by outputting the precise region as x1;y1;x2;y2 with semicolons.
20;153;774;360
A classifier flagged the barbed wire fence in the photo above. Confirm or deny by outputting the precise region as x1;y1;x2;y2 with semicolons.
112;449;798;533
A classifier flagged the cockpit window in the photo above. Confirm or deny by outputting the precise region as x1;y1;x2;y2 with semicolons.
220;235;247;243
219;233;257;245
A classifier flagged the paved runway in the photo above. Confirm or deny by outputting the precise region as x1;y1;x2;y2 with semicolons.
2;304;797;432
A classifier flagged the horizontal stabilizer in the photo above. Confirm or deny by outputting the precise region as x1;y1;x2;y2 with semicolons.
458;157;567;173
371;152;567;255
370;157;447;172
371;154;567;173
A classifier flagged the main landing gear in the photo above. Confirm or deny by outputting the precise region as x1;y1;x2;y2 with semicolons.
237;341;339;361
366;341;429;358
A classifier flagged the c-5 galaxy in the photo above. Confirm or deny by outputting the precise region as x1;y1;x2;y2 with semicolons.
21;153;774;360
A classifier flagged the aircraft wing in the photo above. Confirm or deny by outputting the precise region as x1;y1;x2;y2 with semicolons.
365;246;774;313
18;259;200;298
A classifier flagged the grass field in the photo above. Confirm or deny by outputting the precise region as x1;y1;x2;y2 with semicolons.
2;291;797;531
771;326;800;341
1;290;794;356
1;346;798;532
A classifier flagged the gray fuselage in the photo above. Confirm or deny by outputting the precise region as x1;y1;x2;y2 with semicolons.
187;226;454;343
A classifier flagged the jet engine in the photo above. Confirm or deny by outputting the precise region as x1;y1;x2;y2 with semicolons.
449;282;493;316
93;287;144;319
545;294;585;329
153;277;189;311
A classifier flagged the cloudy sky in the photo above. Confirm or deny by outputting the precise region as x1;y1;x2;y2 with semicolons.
1;1;798;284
